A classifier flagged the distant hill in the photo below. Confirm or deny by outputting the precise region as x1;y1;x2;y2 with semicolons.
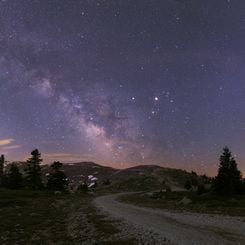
8;161;203;191
52;162;116;185
44;162;202;191
108;164;201;191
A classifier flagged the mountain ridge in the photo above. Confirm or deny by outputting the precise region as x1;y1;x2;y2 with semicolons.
8;161;203;190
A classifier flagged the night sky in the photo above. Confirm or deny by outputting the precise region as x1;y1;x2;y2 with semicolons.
0;0;245;175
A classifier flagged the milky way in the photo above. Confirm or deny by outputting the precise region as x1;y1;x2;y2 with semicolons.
0;0;245;175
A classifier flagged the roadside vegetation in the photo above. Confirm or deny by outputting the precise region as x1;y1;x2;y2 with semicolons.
119;147;245;217
119;191;245;216
0;189;72;244
0;189;137;244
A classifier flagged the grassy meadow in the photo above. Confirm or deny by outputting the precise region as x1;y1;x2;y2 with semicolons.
119;191;245;217
0;189;136;245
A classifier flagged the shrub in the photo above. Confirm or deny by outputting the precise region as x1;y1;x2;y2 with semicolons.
196;184;206;195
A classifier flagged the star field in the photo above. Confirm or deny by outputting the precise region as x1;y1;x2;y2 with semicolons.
0;0;245;175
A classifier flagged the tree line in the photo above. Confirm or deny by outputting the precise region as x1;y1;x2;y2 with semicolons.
0;149;68;191
0;147;244;195
183;147;245;195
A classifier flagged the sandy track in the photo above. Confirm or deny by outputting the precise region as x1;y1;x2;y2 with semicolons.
94;193;245;245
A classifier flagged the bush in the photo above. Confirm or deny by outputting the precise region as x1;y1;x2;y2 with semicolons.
102;179;111;185
184;180;192;190
196;184;206;195
77;183;88;193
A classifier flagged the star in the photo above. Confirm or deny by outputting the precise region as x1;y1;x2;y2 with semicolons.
0;0;244;176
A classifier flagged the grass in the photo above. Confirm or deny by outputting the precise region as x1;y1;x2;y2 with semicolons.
76;195;137;244
100;175;163;192
0;189;72;244
0;189;137;244
119;191;245;216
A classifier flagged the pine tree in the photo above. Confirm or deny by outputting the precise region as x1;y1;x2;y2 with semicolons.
229;157;243;193
47;161;68;191
0;154;5;186
25;149;43;189
213;147;243;195
7;164;23;189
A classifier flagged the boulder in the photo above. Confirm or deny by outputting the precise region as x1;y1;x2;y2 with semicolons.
179;196;192;205
54;191;62;195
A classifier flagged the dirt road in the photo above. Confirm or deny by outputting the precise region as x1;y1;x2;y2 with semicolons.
94;193;245;245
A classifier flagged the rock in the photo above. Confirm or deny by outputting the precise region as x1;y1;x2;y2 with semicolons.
54;191;62;195
190;186;198;192
30;212;42;217
179;196;192;205
31;234;41;241
145;192;154;197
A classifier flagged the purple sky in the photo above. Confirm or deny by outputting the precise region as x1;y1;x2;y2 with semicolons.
0;0;245;175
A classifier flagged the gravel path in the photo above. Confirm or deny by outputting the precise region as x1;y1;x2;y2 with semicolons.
94;193;245;245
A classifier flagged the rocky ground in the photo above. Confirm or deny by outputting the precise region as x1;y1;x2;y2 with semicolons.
67;194;173;244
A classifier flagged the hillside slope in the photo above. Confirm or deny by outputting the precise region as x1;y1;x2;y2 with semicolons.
12;161;201;190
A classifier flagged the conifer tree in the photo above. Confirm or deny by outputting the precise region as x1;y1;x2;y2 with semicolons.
0;154;5;186
25;149;43;189
213;147;242;195
7;164;23;189
47;161;68;191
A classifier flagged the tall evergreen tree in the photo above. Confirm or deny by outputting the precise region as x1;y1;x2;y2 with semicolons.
7;164;23;189
47;161;68;191
229;157;243;193
25;149;43;189
213;147;243;195
0;154;5;186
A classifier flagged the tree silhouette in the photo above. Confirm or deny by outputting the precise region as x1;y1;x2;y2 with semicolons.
77;183;88;193
0;154;5;186
213;147;243;195
25;149;43;189
184;179;192;190
47;161;68;191
7;164;23;189
102;179;111;185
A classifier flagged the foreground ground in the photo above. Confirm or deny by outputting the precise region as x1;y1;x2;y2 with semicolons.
1;189;245;244
95;193;245;245
0;189;137;244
